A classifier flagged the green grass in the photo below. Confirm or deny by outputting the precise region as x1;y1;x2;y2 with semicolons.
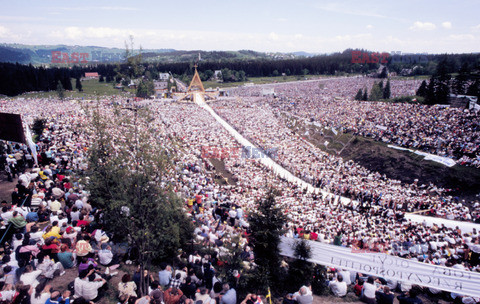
18;79;136;99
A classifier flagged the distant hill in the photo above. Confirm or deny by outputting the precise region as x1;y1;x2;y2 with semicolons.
0;43;307;65
0;43;175;65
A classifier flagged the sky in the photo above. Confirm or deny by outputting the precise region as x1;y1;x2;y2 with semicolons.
1;0;479;54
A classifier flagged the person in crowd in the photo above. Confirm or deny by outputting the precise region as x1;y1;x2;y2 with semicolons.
328;274;347;297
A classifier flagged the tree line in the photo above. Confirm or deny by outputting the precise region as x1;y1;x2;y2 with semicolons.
1;50;480;97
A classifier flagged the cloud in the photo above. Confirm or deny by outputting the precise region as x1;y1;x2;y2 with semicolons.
472;24;480;31
269;32;279;41
0;25;20;40
441;22;452;29
409;21;436;31
448;34;475;41
49;26;134;40
366;25;373;29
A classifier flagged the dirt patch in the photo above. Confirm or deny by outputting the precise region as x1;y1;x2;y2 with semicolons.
208;158;237;185
339;136;480;200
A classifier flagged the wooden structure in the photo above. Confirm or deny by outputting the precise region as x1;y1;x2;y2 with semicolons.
175;65;218;103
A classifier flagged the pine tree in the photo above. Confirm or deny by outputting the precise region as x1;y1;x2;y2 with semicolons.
383;79;391;99
425;78;436;105
354;89;363;101
287;239;313;291
466;80;480;98
379;66;387;78
85;106;193;296
99;75;105;82
452;63;470;95
248;191;286;294
56;80;65;100
362;89;368;101
369;82;383;101
416;80;428;97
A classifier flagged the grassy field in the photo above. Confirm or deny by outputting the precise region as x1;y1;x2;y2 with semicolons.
17;79;135;99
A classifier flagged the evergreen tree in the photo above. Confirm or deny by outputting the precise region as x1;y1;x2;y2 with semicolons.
354;89;363;101
32;118;46;138
369;82;383;101
248;191;286;294
383;79;391;99
75;77;83;92
466;80;480;98
379;66;387;78
56;80;65;100
287;239;313;292
136;79;155;98
452;63;470;95
416;80;428;97
433;60;451;104
425;78;436;105
362;88;368;101
85;107;193;296
99;75;105;82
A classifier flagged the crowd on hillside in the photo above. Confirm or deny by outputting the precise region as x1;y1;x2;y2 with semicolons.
0;81;479;304
230;77;480;167
211;96;480;223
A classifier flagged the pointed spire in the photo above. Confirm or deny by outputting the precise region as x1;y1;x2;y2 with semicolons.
187;65;205;93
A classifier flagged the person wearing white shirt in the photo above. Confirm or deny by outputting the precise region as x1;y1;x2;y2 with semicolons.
339;270;351;285
19;265;42;287
328;274;347;297
30;283;52;304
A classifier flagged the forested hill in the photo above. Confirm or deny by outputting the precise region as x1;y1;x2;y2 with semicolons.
1;48;480;97
0;44;298;65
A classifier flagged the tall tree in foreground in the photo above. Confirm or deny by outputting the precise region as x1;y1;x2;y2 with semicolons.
85;104;193;296
287;239;313;292
248;191;286;294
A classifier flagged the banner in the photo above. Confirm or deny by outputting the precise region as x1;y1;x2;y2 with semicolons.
279;237;480;297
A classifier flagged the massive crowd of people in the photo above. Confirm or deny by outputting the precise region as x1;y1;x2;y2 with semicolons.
0;75;479;304
230;77;480;167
